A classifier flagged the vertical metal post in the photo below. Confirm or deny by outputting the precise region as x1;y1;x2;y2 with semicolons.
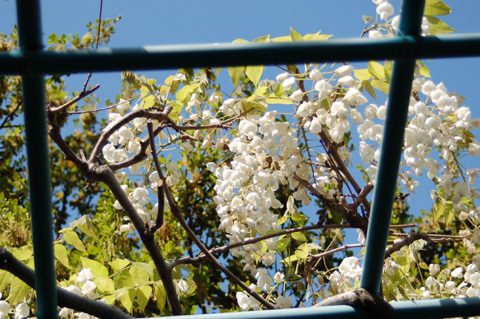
16;0;58;317
360;0;426;295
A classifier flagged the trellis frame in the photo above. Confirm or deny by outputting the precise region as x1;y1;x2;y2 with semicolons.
1;0;480;318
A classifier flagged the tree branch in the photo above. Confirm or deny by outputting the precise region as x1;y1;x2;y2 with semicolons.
48;84;100;113
157;165;277;309
0;247;131;319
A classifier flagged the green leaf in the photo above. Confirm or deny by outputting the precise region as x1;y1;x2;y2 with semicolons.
425;16;456;35
70;215;97;239
0;270;13;292
303;32;333;41
133;262;154;279
227;66;245;88
109;258;131;272
10;245;33;261
291;211;308;223
54;243;70;268
120;288;136;313
353;69;372;81
95;276;115;294
137;285;153;312
371;79;390;94
417;60;431;78
424;0;451;16
8;277;32;304
291;232;308;242
254;86;270;97
129;265;150;286
243;101;267;113
281;255;298;264
114;270;133;289
252;35;270;43
232;38;249;44
175;84;200;102
271;35;292;42
295;248;309;259
368;61;385;79
277;214;288;226
362;80;377;101
246;65;265;87
273;83;285;97
166;100;182;121
384;62;393;82
265;95;294;105
290;27;303;42
142;95;156;109
63;230;86;252
81;257;109;277
276;237;291;253
155;285;167;312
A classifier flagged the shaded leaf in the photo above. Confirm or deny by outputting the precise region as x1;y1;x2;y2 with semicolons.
227;66;245;88
54;243;70;268
8;277;31;304
137;285;153;312
120;288;136;313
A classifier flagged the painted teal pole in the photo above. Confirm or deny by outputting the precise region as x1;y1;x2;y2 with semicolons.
360;0;426;295
150;296;480;319
0;34;479;75
16;0;58;318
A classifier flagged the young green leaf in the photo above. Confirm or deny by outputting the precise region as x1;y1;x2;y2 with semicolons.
424;0;451;16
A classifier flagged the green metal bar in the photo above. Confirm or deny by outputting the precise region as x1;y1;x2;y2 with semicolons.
360;0;426;295
0;33;479;75
151;297;480;319
16;0;58;318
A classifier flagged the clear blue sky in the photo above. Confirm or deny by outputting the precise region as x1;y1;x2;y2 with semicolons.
1;1;480;225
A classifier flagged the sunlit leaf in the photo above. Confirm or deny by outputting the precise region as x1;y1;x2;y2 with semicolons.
246;65;265;87
81;257;109;277
137;285;153;312
368;61;385;79
290;27;303;42
425;16;456;35
424;0;451;16
63;230;86;252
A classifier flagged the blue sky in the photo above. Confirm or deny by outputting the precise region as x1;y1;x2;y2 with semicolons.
2;1;480;229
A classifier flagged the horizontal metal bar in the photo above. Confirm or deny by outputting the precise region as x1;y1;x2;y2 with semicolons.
150;297;480;319
1;33;479;75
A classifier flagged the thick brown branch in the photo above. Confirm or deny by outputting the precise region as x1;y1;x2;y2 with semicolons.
48;119;182;315
0;247;130;319
385;230;431;258
293;174;368;234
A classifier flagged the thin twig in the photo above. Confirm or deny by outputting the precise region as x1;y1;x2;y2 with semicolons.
67;98;133;115
48;84;100;113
